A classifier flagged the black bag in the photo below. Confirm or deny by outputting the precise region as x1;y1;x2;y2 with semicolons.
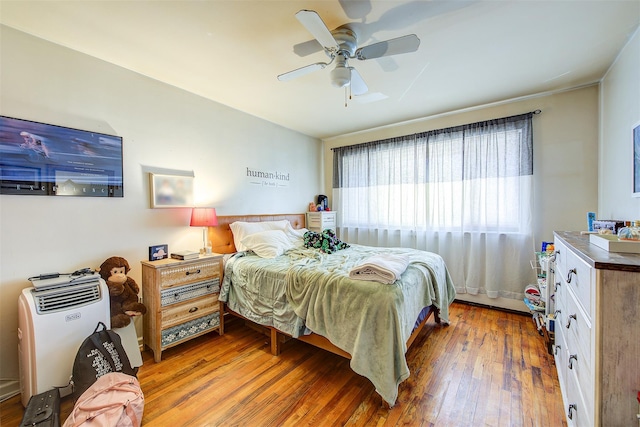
70;322;136;401
20;388;60;427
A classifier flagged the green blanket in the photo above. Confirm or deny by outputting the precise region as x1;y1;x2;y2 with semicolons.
220;244;456;406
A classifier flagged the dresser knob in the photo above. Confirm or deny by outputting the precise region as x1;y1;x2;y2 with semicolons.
186;269;201;276
567;403;577;419
567;268;576;283
554;282;561;292
554;345;561;355
189;307;198;313
568;354;577;369
566;313;576;329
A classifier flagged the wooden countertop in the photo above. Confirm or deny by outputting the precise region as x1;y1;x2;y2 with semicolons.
554;231;640;272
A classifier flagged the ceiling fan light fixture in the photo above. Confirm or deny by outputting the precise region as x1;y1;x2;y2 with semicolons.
330;65;351;88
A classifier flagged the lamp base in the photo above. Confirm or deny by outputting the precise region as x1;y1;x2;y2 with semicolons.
200;227;212;255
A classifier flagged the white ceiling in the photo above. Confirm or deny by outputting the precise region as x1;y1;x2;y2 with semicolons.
1;1;639;139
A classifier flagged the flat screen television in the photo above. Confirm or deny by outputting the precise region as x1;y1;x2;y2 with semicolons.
0;116;123;197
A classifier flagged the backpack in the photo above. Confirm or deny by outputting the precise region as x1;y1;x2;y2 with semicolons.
62;372;144;427
70;322;137;401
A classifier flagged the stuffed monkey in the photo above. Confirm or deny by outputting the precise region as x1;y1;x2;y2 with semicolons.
98;256;147;328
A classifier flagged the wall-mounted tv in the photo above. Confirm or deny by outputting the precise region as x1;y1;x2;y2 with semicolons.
0;116;123;197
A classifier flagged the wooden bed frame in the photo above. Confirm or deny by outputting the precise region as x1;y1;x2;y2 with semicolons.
208;213;440;358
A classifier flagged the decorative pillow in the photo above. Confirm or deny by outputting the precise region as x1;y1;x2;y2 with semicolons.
241;230;295;258
303;229;350;254
230;220;290;252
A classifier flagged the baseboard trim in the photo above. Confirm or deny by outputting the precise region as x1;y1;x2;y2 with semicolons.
0;380;20;403
454;299;530;317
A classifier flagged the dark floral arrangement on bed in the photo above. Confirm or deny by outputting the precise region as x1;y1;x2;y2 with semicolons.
303;229;350;254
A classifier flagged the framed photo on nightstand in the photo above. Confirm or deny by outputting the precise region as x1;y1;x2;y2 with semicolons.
149;244;168;261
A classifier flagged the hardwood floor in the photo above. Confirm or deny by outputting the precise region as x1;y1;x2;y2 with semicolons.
1;302;566;426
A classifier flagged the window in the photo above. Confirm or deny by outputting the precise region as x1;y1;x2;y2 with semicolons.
333;113;533;233
332;113;535;299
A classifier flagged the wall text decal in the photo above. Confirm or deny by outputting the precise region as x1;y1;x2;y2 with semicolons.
246;167;290;188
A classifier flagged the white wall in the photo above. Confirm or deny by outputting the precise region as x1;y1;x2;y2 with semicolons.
0;26;322;399
600;27;640;219
323;86;600;311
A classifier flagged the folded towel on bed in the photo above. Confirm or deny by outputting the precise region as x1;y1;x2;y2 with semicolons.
348;253;411;284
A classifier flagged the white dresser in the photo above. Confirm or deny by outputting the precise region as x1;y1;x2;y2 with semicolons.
306;211;337;233
552;231;640;426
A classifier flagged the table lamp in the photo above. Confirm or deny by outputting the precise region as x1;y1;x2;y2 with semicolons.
190;207;218;254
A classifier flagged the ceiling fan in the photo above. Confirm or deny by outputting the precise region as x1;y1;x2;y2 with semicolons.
277;10;421;96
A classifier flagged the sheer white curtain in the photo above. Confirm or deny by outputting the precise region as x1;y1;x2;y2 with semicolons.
332;113;535;299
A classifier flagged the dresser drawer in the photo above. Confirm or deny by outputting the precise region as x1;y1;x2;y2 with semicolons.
554;240;567;281
565;338;593;415
563;288;591;373
566;365;593;427
161;294;219;329
161;311;220;348
554;322;568;389
161;278;219;306
553;272;567;342
553;271;566;320
563;249;594;318
158;258;221;289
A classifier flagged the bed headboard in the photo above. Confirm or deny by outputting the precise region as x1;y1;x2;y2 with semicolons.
207;213;306;254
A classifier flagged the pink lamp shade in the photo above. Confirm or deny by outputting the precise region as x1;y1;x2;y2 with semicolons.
190;208;218;227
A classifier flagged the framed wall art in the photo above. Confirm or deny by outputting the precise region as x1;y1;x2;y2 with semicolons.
149;173;194;208
633;121;640;197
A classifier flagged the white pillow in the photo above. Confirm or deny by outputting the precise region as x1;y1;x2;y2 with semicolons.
230;220;290;252
283;222;308;247
240;230;294;258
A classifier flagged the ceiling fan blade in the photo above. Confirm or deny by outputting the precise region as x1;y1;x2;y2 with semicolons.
277;62;327;81
350;68;368;95
355;34;420;60
295;10;340;51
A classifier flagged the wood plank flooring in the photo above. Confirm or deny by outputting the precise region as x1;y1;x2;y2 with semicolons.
0;302;567;426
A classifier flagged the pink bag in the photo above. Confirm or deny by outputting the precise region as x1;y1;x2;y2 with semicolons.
63;372;144;427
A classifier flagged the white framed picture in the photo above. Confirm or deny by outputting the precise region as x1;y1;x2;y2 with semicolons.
149;173;194;208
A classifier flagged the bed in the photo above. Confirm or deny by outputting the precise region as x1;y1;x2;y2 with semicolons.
209;214;456;406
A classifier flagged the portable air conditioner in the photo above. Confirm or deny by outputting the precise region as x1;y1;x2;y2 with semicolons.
17;273;110;407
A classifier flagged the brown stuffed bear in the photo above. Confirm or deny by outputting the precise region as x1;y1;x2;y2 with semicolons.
99;256;147;328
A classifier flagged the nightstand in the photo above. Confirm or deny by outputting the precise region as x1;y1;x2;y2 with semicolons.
306;211;337;232
141;254;223;362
